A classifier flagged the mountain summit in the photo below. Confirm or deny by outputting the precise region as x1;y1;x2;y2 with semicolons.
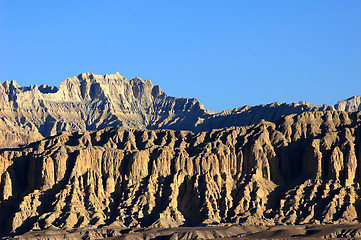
0;72;209;148
0;72;360;149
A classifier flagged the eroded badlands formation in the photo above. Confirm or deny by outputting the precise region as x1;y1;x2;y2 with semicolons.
2;72;361;238
1;111;361;238
1;72;360;149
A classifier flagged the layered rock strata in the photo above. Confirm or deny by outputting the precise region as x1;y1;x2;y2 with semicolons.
1;110;361;237
1;72;361;149
0;72;210;148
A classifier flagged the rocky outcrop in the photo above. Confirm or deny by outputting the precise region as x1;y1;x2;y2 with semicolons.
1;110;361;237
1;72;361;149
0;73;210;148
335;96;361;112
192;101;334;132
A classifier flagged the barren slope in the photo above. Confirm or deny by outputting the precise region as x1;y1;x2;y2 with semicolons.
1;110;361;238
1;72;361;149
0;72;210;148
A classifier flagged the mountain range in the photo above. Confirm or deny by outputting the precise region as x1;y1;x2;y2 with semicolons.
1;72;361;239
0;72;360;149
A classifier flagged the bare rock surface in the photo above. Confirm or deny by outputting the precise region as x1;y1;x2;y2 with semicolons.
0;73;210;148
2;111;361;238
1;72;361;149
335;95;361;112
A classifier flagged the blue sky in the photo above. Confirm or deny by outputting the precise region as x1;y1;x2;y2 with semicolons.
1;1;361;112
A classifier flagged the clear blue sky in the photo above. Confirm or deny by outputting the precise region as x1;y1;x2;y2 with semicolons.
1;1;361;112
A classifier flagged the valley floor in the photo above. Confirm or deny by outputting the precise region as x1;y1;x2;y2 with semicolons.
10;224;361;239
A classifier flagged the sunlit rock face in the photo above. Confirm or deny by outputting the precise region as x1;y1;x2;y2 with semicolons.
1;111;361;236
0;72;210;148
1;72;360;149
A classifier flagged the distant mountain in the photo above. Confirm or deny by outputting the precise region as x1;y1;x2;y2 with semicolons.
0;73;210;148
335;96;361;112
0;72;360;148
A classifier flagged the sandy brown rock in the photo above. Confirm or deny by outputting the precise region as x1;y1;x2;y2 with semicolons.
335;95;361;112
2;72;361;149
1;111;361;238
0;73;211;148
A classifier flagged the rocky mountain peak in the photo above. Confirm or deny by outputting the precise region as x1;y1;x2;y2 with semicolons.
0;72;209;148
335;95;361;112
56;72;160;102
0;72;361;150
2;80;20;90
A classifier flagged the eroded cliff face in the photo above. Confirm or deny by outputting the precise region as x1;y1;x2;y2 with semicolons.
1;72;360;149
0;73;209;148
335;96;361;112
1;110;361;236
